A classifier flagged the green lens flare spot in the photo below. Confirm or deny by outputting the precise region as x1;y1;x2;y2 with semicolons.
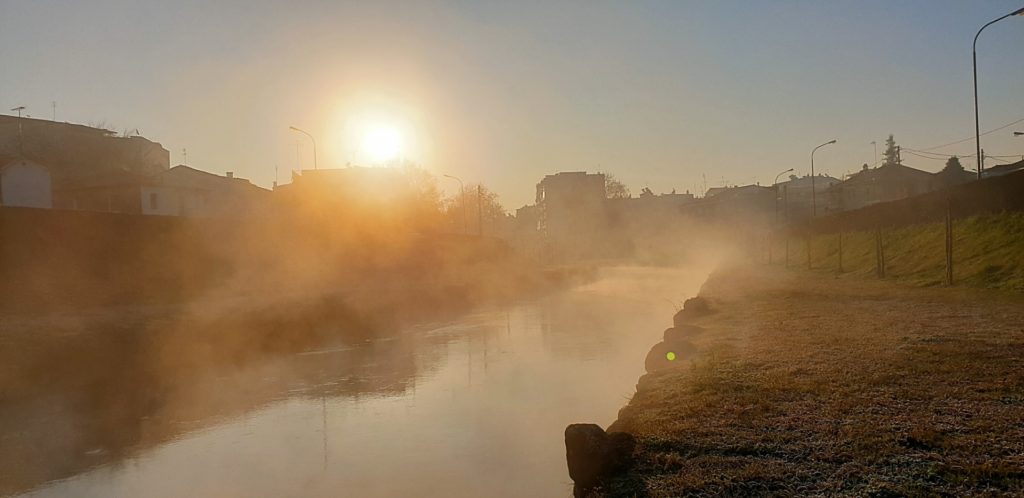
666;351;677;361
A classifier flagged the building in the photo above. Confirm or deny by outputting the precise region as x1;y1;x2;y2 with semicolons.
52;170;150;212
0;114;169;184
981;159;1024;179
534;172;609;260
826;159;980;214
682;184;775;224
774;174;840;221
513;171;699;261
825;162;935;213
54;165;269;217
1;114;173;213
0;159;52;208
143;166;270;217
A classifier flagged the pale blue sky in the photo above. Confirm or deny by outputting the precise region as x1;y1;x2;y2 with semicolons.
2;0;1022;207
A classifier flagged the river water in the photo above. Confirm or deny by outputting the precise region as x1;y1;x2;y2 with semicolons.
17;266;708;498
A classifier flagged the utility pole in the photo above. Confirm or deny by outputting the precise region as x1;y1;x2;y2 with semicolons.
51;101;56;121
183;148;188;165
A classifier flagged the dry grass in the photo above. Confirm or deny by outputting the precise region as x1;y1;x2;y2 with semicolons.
603;264;1024;497
770;211;1024;291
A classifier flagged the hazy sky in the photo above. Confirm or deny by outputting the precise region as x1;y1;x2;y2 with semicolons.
2;0;1023;208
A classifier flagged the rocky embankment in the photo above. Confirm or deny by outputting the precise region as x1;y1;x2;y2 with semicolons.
566;264;1024;497
565;294;713;497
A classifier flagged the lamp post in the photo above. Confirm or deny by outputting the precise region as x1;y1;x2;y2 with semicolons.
288;126;318;170
811;140;837;218
973;6;1024;179
443;174;468;235
773;168;794;226
10;106;25;154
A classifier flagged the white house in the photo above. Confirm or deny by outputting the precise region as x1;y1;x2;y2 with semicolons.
0;160;53;208
140;165;269;217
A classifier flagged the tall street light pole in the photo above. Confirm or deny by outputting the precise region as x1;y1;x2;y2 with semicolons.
289;126;318;170
973;6;1024;179
443;174;468;235
811;140;837;218
773;168;794;226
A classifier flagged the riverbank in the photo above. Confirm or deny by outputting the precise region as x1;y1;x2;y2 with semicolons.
598;264;1024;496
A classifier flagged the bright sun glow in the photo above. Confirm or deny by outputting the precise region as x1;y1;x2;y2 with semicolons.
362;126;403;163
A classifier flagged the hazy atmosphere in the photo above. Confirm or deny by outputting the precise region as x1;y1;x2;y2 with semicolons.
2;1;1024;497
3;1;1023;206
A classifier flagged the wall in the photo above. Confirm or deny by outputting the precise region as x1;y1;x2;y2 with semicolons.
140;186;210;216
0;160;52;208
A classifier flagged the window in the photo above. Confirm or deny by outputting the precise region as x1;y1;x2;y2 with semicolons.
150;192;158;210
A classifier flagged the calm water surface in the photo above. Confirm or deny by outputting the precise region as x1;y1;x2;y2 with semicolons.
20;266;708;498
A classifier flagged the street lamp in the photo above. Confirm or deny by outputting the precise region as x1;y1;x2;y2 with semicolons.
443;174;468;235
811;140;837;217
773;168;794;226
288;126;318;170
973;6;1024;179
11;106;25;154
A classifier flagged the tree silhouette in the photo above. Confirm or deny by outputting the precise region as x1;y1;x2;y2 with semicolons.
604;174;630;199
882;134;900;166
943;156;964;173
442;183;506;235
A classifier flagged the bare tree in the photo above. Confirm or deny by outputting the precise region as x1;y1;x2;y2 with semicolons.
604;173;630;199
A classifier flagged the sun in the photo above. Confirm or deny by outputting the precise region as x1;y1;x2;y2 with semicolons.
362;125;403;163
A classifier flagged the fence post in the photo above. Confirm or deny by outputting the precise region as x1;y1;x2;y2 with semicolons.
945;202;953;286
806;235;812;270
880;229;886;278
875;228;886;279
837;231;843;273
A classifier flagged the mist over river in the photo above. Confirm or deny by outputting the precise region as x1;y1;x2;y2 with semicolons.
17;266;709;498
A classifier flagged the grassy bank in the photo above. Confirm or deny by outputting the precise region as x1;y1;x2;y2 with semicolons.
770;211;1024;291
602;265;1024;497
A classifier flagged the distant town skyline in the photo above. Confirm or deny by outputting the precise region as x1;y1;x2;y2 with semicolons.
2;0;1023;207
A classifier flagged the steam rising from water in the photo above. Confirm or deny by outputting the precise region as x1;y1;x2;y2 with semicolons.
14;266;712;498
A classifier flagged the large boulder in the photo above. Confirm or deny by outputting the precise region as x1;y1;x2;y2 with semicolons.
565;424;635;496
672;296;712;327
663;325;705;343
644;339;695;373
